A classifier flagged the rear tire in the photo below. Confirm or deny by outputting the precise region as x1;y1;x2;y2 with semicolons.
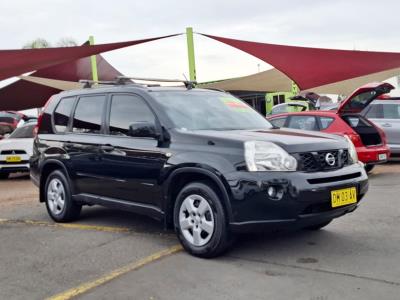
44;170;81;222
0;172;9;180
174;182;231;258
365;165;374;173
304;220;332;230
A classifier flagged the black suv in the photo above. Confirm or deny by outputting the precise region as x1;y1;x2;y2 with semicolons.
30;78;368;257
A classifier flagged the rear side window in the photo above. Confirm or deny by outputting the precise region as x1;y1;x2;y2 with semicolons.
54;97;75;132
319;117;335;130
109;94;155;136
366;104;383;118
72;95;106;134
287;116;318;131
383;104;400;119
270;117;287;128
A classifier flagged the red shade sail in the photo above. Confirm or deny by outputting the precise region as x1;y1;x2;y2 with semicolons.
201;33;400;90
0;34;180;110
0;53;122;111
0;34;179;81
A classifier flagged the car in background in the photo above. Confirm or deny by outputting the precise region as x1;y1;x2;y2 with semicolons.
0;121;37;179
268;82;393;172
0;123;14;140
270;102;308;115
0;111;25;128
361;99;400;160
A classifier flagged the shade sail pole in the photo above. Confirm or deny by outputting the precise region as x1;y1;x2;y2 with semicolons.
186;27;197;81
89;35;99;82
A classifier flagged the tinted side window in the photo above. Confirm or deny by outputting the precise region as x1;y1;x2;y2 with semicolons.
366;104;383;119
319;117;335;130
72;95;106;134
54;97;75;132
288;116;318;131
383;104;400;119
109;94;155;136
270;117;287;128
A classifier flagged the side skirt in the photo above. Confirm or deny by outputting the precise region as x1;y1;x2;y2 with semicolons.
73;193;164;221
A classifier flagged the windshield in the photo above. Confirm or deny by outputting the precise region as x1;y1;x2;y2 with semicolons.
8;124;36;139
151;91;272;130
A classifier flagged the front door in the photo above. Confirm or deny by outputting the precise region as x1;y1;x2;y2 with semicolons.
96;93;168;208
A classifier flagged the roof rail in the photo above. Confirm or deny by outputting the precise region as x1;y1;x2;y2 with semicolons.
116;76;197;89
79;79;117;88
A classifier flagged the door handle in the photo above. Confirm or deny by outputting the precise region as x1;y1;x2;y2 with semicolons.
382;123;392;127
100;145;115;152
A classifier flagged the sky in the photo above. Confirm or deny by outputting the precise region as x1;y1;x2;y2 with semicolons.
1;0;400;83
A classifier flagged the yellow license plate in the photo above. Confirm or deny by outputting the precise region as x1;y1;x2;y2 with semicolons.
331;187;357;208
5;156;21;163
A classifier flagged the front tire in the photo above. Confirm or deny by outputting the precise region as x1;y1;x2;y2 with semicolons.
44;170;81;222
174;182;231;258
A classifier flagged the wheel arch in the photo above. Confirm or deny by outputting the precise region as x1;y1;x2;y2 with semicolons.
39;159;73;203
163;167;233;228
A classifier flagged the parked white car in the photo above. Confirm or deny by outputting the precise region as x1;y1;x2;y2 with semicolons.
0;122;36;179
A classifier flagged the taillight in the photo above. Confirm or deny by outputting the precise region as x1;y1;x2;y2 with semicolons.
347;133;362;147
35;96;53;137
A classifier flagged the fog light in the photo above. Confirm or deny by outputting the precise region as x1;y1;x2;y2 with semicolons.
267;185;284;201
267;186;277;198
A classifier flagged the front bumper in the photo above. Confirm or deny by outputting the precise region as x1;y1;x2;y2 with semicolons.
0;163;30;174
225;163;368;232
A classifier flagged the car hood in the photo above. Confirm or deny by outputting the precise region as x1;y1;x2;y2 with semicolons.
337;82;394;114
181;128;348;153
0;138;34;151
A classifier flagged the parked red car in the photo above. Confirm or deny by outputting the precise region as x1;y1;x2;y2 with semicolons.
268;82;392;172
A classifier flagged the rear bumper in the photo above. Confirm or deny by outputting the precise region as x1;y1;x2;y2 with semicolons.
356;145;390;165
225;163;368;232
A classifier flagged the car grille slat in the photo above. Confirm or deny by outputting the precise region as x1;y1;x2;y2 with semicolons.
295;149;350;172
0;150;26;155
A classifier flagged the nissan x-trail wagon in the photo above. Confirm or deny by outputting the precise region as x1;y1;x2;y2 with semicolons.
30;78;369;257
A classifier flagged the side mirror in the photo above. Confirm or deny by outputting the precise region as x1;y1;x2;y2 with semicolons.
128;122;159;138
4;133;10;139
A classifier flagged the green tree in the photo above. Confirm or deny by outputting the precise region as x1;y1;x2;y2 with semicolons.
22;38;51;49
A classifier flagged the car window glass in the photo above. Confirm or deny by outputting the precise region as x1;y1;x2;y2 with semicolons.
319;117;335;130
109;94;156;136
72;95;106;134
54;97;75;132
8;124;36;138
383;104;400;119
288;116;318;131
365;104;383;118
270;117;287;128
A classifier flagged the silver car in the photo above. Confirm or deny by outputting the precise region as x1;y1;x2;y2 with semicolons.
362;99;400;160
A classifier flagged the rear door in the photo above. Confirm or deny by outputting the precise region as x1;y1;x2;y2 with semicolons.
365;102;400;146
67;94;108;195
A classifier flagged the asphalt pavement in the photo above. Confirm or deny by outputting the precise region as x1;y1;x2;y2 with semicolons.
0;164;399;300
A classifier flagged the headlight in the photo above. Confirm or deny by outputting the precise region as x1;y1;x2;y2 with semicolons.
244;141;298;171
344;135;358;164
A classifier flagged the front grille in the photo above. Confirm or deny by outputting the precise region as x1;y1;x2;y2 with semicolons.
296;149;350;172
0;160;29;165
0;150;26;155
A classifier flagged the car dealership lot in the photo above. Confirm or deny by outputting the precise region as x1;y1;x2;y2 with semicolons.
1;165;400;300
